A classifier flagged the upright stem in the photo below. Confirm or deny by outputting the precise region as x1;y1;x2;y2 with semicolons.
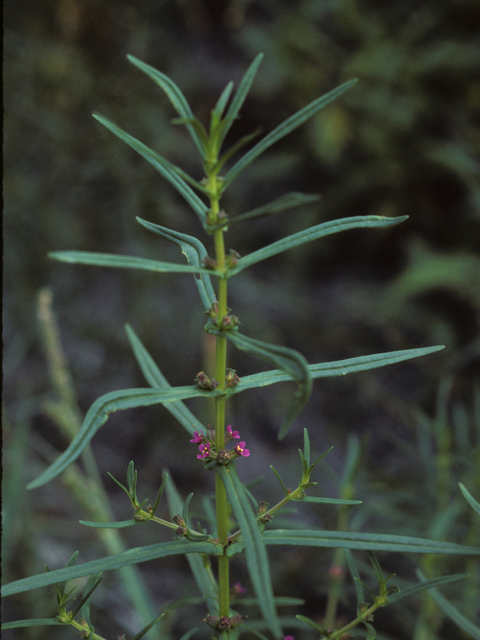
209;175;231;618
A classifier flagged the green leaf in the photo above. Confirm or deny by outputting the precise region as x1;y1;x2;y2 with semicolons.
125;324;206;436
258;530;480;555
295;614;326;634
1;619;64;629
216;463;282;639
27;386;222;490
213;192;321;230
345;549;364;607
93;113;209;222
222;78;357;188
387;572;470;605
136;217;217;308
217;53;264;149
49;250;217;277
459;482;480;515
228;215;409;276
2;541;222;597
301;497;362;505
232;345;445;392
131;612;166;640
214;329;312;439
127;55;206;159
415;569;480;640
79;519;138;528
164;475;219;615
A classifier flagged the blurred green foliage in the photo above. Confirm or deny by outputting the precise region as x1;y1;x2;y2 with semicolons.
3;0;479;638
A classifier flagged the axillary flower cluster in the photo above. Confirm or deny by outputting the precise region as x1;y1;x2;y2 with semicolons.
190;425;250;464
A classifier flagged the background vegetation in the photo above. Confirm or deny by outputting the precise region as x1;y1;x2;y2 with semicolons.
3;1;480;638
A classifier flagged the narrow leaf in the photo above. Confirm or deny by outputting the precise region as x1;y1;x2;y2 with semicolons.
228;215;409;276
131;613;165;640
223;78;357;188
415;569;480;640
231;345;446;392
1;620;64;629
127;55;206;158
216;463;282;638
27;386;222;489
136;217;217;308
259;530;480;555
1;540;222;597
345;549;364;607
93;113;208;222
49;251;217;277
213;329;311;439
125;324;206;436
79;519;138;528
387;572;470;605
301;497;362;505
218;53;264;148
459;482;480;515
213;192;320;230
164;475;219;615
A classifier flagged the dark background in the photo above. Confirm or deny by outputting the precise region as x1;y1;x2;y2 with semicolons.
3;1;480;639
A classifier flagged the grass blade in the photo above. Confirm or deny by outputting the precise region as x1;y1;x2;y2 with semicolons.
229;215;408;276
223;78;357;188
93;113;208;222
27;386;222;489
216;464;282;639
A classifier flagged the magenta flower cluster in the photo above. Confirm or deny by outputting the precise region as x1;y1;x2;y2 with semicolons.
190;425;250;463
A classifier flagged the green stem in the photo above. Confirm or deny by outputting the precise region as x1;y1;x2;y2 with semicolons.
211;191;231;617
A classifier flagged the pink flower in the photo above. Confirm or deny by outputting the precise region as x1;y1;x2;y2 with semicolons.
197;443;211;459
284;636;295;640
226;425;240;440
234;441;250;457
190;430;204;444
233;582;247;594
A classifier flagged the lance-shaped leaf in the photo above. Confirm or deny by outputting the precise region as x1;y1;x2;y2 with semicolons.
1;540;222;597
136;217;217;308
216;53;264;150
230;345;445;392
27;386;222;490
222;78;358;189
228;215;409;276
1;619;65;629
125;324;207;436
414;569;480;640
212;192;321;231
93;113;209;223
256;530;480;555
164;474;219;615
386;572;470;605
216;463;282;639
210;328;312;440
459;482;480;516
49;250;219;277
127;54;207;159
